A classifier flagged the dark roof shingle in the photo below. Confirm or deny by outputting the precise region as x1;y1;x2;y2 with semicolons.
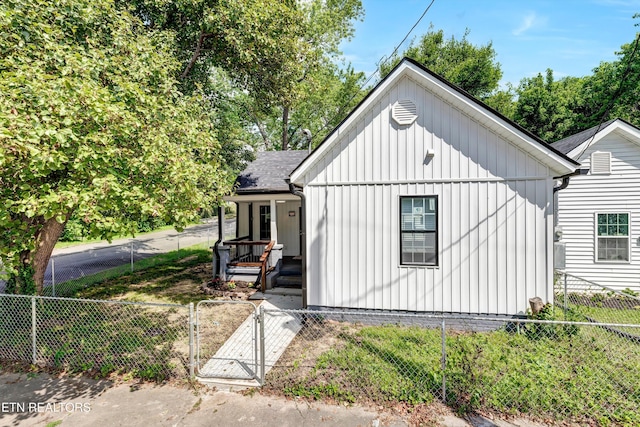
235;150;308;194
551;119;617;155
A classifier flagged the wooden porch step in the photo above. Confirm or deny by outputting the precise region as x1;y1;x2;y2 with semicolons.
227;266;261;275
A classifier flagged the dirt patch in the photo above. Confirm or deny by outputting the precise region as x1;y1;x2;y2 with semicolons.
261;318;360;395
200;279;258;300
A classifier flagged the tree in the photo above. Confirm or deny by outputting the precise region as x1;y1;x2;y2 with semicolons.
585;22;640;128
250;63;367;151
0;0;235;293
512;70;588;142
512;15;640;140
380;26;503;99
126;0;307;108
484;86;517;119
244;0;365;150
126;0;365;151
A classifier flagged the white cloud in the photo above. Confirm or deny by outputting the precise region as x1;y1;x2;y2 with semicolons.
513;12;546;36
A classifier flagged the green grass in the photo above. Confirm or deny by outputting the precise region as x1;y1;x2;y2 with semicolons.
556;293;640;335
44;246;212;302
0;295;187;381
278;322;640;426
1;246;214;382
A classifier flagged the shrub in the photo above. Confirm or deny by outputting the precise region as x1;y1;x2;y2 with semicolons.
526;303;579;340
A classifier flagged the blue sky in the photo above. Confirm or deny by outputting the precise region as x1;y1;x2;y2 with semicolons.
340;0;640;88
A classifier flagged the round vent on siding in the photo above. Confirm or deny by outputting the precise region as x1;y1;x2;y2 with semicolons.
391;99;418;126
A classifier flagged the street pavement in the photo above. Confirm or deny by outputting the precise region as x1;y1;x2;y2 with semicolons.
0;372;552;427
41;218;236;288
0;372;409;427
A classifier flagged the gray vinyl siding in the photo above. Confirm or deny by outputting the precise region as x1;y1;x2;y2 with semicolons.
557;132;640;290
301;76;555;315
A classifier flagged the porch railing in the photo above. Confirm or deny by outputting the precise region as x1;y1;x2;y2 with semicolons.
222;238;275;291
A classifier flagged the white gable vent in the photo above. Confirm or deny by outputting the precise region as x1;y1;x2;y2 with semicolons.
591;151;611;174
391;99;417;126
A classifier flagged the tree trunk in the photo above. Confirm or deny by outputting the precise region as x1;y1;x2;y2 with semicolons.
22;216;68;294
281;106;289;151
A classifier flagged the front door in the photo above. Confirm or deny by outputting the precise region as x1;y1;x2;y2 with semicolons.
276;201;301;256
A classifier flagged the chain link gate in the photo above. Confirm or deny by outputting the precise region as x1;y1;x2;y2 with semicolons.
195;300;260;380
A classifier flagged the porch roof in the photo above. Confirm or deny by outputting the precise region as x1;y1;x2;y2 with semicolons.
234;150;308;194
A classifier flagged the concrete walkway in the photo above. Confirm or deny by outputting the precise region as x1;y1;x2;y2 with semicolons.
197;294;303;387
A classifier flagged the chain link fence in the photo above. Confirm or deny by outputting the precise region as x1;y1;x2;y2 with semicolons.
261;308;640;426
555;270;640;327
0;222;221;297
1;290;639;425
0;294;194;381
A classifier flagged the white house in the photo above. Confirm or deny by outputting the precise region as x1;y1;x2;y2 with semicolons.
552;118;640;291
286;58;578;316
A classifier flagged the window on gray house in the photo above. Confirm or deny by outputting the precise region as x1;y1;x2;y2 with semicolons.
400;196;438;266
596;213;630;262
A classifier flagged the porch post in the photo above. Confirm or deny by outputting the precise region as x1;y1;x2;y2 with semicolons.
270;199;278;243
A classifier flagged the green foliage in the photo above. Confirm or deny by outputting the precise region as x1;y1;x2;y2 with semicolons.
512;70;589;142
526;303;580;340
510;16;640;141
380;26;502;99
0;0;237;290
5;265;36;295
59;218;87;242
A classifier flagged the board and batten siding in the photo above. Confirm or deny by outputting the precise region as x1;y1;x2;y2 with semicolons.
557;132;640;290
300;75;555;315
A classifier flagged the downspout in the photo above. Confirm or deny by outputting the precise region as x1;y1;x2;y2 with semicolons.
286;178;307;308
553;176;571;193
553;168;588;227
213;205;223;279
553;176;571;229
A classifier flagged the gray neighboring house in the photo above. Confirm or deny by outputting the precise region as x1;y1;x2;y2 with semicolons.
552;118;640;291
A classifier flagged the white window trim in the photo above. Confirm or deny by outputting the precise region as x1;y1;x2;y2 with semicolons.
594;212;631;264
399;195;439;267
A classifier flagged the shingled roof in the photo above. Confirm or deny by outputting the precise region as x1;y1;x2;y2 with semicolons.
235;150;308;194
551;119;617;155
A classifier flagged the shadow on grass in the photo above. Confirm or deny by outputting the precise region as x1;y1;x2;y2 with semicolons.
45;248;212;305
0;295;189;382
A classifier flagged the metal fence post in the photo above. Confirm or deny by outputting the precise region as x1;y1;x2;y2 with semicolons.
31;296;37;364
188;302;195;378
51;258;55;297
563;272;568;319
130;241;134;272
259;305;266;385
441;317;446;403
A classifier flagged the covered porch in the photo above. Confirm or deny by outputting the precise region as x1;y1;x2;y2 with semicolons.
215;150;308;298
215;194;302;293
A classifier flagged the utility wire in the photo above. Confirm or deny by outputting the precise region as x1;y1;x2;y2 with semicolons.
306;0;437;147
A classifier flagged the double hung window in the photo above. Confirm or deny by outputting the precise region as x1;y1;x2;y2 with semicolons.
400;196;438;266
596;213;630;262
